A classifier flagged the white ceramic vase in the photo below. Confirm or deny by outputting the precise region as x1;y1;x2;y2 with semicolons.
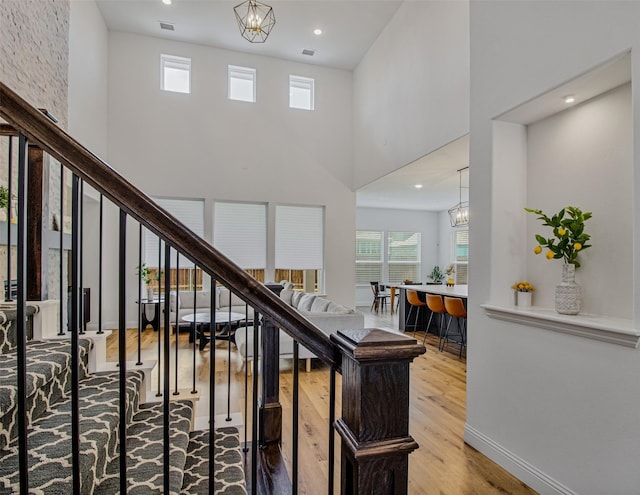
516;291;532;308
555;263;582;315
147;286;154;302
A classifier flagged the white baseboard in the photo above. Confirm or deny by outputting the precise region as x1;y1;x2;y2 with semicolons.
464;423;577;495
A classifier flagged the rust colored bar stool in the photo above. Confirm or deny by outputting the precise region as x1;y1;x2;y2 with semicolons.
441;296;467;358
425;294;446;345
406;290;428;335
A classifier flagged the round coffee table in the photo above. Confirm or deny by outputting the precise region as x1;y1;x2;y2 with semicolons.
182;311;246;350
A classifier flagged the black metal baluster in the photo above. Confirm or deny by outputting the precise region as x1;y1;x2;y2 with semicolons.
292;340;299;494
118;209;128;494
163;243;171;494
191;267;197;394
6;136;12;302
136;224;142;365
173;255;180;396
58;164;65;335
251;312;259;495
208;277;216;485
70;173;81;494
156;238;162;398
226;300;232;421
97;194;103;334
16;134;28;492
328;367;336;495
243;302;249;452
79;180;84;335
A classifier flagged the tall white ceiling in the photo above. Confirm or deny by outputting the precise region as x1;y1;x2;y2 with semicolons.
94;0;467;211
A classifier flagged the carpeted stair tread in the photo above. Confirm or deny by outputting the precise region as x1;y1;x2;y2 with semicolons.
0;369;144;494
181;427;247;494
94;400;194;495
0;338;93;451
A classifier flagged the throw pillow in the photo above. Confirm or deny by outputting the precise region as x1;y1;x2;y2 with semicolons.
291;291;304;308
280;289;294;306
326;302;354;314
298;294;317;311
310;297;330;312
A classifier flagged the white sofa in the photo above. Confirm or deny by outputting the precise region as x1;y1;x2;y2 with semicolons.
234;290;365;373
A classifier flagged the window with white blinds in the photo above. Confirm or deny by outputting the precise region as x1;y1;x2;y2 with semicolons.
355;230;383;284
161;54;191;94
144;198;204;268
275;205;324;269
213;202;266;269
228;65;256;102
387;231;421;284
289;75;315;110
452;229;469;284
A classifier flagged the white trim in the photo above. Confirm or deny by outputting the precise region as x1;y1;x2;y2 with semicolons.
482;303;640;348
464;423;578;495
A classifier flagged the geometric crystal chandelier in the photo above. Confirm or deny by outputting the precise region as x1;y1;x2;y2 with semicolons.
234;0;276;43
448;166;469;227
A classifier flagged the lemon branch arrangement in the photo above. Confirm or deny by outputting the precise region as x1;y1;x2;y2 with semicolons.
525;206;592;267
512;281;535;292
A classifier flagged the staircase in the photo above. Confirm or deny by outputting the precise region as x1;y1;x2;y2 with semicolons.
0;310;247;494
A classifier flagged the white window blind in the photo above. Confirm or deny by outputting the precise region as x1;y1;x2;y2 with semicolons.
275;205;324;269
355;230;383;284
161;54;191;94
289;75;314;110
213;202;266;269
387;232;421;284
452;229;469;284
144;198;204;268
228;65;256;102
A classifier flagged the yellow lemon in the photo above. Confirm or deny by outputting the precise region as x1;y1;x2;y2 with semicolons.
557;227;566;236
546;251;554;260
574;242;582;250
534;246;542;255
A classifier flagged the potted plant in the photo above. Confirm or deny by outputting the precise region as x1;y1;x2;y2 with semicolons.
427;265;445;284
136;263;162;301
525;206;592;314
444;264;455;286
511;281;535;308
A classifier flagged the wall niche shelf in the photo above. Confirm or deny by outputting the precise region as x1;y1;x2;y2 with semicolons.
482;303;640;348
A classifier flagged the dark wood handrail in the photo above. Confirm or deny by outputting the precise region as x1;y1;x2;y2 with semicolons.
0;81;341;370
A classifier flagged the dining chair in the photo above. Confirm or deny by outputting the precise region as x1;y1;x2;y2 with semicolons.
406;290;428;334
425;294;446;345
441;296;467;358
370;282;389;312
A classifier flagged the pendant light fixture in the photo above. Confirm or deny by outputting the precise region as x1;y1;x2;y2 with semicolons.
234;0;276;43
448;166;469;227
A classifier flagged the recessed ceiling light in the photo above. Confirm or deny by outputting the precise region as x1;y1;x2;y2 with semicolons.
414;184;423;189
314;28;322;35
162;0;172;5
563;95;576;104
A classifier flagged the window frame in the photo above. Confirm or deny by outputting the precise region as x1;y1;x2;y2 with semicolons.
451;228;469;285
289;75;315;110
228;65;257;103
355;230;384;285
160;54;191;94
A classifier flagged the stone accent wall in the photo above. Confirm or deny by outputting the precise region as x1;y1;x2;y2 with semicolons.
0;0;70;129
0;0;70;312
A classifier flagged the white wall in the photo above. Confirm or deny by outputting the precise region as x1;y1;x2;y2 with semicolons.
102;32;356;328
469;2;640;493
69;0;109;330
353;0;470;189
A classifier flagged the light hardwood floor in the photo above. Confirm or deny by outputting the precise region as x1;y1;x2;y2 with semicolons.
106;308;536;494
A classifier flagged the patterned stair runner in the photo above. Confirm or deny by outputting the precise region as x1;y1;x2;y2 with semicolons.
181;428;247;494
0;338;93;451
0;370;144;494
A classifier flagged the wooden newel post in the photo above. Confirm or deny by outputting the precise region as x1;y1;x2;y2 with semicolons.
331;328;426;495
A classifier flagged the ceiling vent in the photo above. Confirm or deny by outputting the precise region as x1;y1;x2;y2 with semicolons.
159;21;175;31
302;49;315;56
